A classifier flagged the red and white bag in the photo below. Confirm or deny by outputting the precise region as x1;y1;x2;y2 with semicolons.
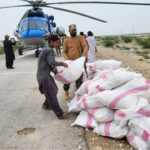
76;69;140;96
55;57;85;84
95;60;122;70
115;98;150;127
71;110;98;128
68;94;83;112
128;117;150;144
87;107;115;123
93;121;129;138
76;70;109;95
93;78;150;109
127;130;149;150
78;95;105;109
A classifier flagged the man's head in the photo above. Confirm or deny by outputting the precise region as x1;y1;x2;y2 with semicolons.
69;24;77;37
80;32;84;37
48;34;59;48
87;31;93;37
5;35;10;40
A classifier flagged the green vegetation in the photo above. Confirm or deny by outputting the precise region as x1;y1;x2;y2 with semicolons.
135;37;150;48
120;46;130;50
0;45;18;55
0;46;4;55
136;51;150;59
101;36;119;47
121;36;133;43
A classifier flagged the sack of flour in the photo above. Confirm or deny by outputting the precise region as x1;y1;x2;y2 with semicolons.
71;110;98;128
87;107;115;123
95;60;122;70
93;121;129;138
76;70;109;95
78;95;105;109
55;57;85;84
128;117;150;144
76;68;140;96
92;78;150;109
68;94;83;112
127;130;149;150
115;98;149;127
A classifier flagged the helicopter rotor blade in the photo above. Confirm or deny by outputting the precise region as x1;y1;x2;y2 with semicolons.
46;1;150;6
20;0;33;3
0;5;31;9
44;5;107;23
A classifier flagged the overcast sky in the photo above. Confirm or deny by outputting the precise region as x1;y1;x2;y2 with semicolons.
0;0;150;40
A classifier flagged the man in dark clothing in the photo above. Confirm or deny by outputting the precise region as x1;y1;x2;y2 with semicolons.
37;35;68;119
3;35;16;69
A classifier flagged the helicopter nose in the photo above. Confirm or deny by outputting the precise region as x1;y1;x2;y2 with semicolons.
29;30;47;37
20;29;47;38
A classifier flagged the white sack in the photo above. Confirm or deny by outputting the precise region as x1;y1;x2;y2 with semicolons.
115;98;150;127
92;78;150;109
76;70;108;95
78;95;105;109
68;94;83;112
93;121;129;138
87;107;115;123
76;68;140;96
95;60;122;70
55;57;85;84
128;117;150;144
127;130;148;150
71;110;98;128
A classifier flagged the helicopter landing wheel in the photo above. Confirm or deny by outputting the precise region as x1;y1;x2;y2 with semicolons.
35;50;39;57
18;46;23;55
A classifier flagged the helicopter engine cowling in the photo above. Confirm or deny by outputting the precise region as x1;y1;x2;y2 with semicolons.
56;27;65;37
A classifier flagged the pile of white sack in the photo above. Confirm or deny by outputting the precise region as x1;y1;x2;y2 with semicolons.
67;59;150;150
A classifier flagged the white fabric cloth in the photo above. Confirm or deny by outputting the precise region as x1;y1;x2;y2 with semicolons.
86;36;96;63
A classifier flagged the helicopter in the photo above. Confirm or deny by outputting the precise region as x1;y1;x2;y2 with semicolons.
1;0;150;57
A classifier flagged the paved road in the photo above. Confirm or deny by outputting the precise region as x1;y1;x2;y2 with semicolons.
0;50;88;150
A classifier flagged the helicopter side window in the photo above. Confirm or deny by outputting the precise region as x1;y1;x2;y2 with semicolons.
20;20;28;31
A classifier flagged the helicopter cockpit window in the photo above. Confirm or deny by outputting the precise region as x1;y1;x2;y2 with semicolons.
36;20;49;31
28;20;48;31
29;20;36;29
20;20;28;32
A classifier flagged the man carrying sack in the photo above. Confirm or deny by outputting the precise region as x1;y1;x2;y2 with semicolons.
62;24;88;99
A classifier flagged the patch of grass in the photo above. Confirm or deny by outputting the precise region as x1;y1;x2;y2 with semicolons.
103;40;114;47
135;37;150;48
0;46;4;55
120;46;130;50
121;36;133;43
0;45;18;55
136;51;150;59
101;36;120;47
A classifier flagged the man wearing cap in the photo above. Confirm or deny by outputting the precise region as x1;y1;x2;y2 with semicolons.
3;35;16;69
62;24;88;99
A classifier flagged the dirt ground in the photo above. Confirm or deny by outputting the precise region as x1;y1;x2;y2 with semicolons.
85;45;150;150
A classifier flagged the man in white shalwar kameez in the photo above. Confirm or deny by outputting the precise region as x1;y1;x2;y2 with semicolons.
86;31;97;63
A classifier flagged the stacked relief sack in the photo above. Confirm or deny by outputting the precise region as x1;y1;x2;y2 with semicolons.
127;117;150;150
55;57;85;84
90;78;150;109
76;68;140;96
82;60;122;82
68;59;150;149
